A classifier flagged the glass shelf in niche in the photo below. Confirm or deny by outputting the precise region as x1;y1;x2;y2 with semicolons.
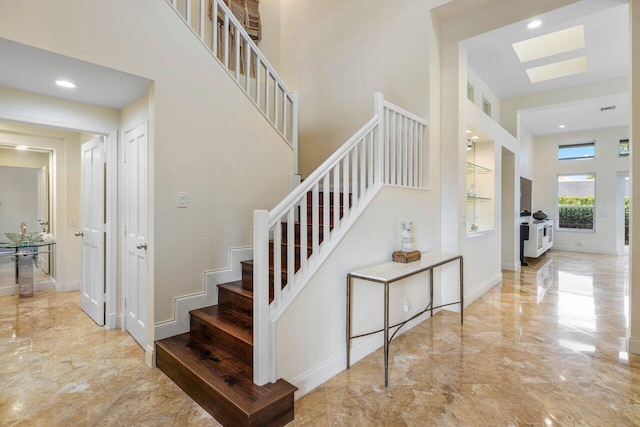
466;162;492;175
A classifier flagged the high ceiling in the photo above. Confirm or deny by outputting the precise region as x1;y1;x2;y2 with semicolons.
463;0;630;136
0;38;151;110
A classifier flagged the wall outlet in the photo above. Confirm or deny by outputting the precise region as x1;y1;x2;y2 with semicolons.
403;298;411;313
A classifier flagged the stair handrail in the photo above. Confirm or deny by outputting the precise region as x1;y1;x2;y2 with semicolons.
166;0;299;173
253;93;429;385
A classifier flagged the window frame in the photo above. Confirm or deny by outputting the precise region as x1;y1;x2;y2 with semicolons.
482;96;491;117
467;83;475;103
619;138;629;157
556;173;596;232
557;141;596;161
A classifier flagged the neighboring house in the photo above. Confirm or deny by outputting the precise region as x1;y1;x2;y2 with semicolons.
1;0;640;424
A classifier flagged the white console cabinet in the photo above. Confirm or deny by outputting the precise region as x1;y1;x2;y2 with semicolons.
524;220;553;258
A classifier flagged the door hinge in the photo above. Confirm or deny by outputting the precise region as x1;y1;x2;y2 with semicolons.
103;292;107;302
124;152;127;163
124;297;127;308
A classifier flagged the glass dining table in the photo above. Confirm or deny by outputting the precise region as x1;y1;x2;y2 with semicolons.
0;241;55;297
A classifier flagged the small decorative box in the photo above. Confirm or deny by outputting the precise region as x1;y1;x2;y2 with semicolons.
392;250;421;263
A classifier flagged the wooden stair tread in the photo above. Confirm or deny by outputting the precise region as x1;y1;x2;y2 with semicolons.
191;306;253;346
156;333;296;420
218;280;253;298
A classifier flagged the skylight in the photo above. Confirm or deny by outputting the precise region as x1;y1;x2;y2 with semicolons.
512;25;585;63
526;56;588;83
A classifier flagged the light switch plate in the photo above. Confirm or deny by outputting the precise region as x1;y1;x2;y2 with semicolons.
177;192;188;208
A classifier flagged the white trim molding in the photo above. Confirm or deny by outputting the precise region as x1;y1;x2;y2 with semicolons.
154;246;253;341
628;336;640;355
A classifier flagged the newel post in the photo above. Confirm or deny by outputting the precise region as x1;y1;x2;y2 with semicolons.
374;92;385;185
253;210;272;385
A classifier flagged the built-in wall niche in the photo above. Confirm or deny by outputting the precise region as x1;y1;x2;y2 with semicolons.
466;128;495;235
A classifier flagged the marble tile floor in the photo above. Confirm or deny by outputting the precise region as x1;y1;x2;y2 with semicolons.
1;250;639;426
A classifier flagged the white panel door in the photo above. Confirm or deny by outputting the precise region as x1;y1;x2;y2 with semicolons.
80;137;105;326
124;123;149;348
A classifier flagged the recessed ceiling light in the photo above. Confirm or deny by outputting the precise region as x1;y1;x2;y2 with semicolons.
15;145;29;151
559;124;566;129
466;130;472;134
471;135;480;140
527;20;542;29
55;79;76;89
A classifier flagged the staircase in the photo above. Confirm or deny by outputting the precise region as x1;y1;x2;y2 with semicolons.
156;191;349;426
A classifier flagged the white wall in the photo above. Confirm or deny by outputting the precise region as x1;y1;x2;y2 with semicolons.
467;66;501;122
0;118;87;293
0;0;294;325
532;125;629;255
279;0;436;177
519;124;535;179
501;77;629;137
277;186;441;397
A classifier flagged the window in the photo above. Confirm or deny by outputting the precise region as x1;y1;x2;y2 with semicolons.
467;83;474;102
482;97;491;116
558;142;595;161
557;174;595;230
619;138;629;157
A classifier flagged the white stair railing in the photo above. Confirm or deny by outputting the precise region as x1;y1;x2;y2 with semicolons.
167;0;299;173
253;93;428;385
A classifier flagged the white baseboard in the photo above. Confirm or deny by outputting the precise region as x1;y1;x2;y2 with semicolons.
465;273;502;308
628;337;640;354
154;246;253;341
501;262;520;272
146;343;156;367
55;281;79;292
290;311;430;399
550;246;617;256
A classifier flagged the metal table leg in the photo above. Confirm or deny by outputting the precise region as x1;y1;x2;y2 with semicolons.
459;256;464;325
346;274;352;369
429;269;434;317
384;281;389;387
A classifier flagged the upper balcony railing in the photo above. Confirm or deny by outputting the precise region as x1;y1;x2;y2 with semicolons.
167;0;298;172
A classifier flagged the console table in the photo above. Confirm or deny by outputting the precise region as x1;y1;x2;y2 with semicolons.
346;252;463;387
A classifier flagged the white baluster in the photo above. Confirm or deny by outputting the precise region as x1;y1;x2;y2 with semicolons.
223;14;229;68
283;95;289;141
265;71;270;119
186;0;192;26
403;116;408;186
312;184;319;256
351;145;358;210
274;83;279;133
322;174;330;244
368;131;374;188
342;155;349;221
199;0;205;41
245;43;251;93
391;112;397;185
360;135;366;195
212;0;218;57
287;209;295;289
385;109;390;184
300;193;308;274
255;60;261;108
333;166;340;230
274;217;282;306
408;119;414;187
234;27;241;81
419;124;424;187
171;0;177;8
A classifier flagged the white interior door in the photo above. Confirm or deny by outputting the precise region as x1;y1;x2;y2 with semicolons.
80;137;105;326
124;123;149;348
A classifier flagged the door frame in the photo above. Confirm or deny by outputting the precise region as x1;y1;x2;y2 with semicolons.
0;110;119;329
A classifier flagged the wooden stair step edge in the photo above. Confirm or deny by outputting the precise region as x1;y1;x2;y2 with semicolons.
218;280;253;317
190;305;253;366
156;333;296;427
